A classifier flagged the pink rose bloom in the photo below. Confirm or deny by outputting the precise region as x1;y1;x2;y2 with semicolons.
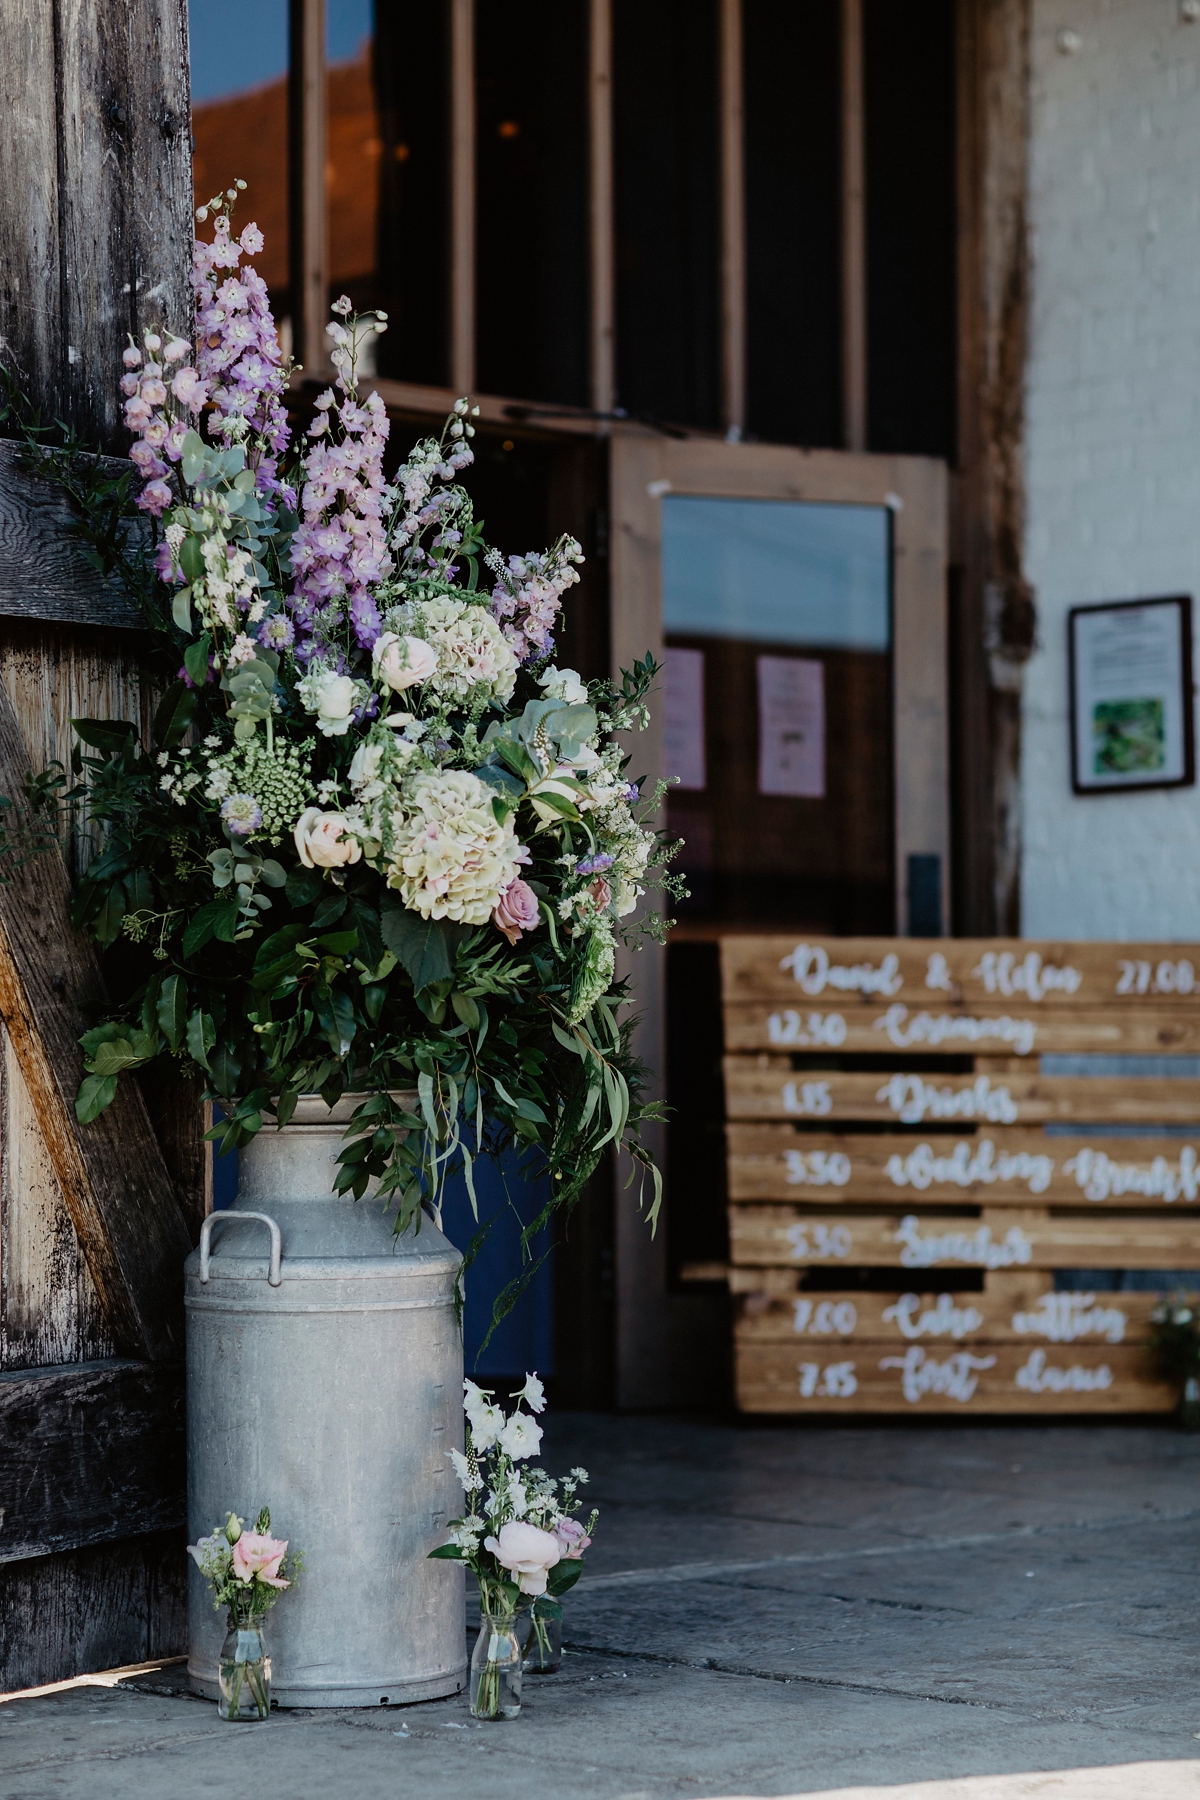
231;1530;290;1589
588;876;612;911
294;806;362;869
484;1520;561;1596
492;877;539;946
553;1516;592;1560
373;631;438;691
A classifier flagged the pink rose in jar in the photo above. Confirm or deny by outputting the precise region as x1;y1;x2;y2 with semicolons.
294;806;362;869
231;1530;290;1589
492;877;539;946
552;1516;592;1560
484;1520;561;1596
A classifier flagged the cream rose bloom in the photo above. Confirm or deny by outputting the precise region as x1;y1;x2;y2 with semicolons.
385;769;522;922
294;806;362;869
483;1520;561;1596
298;666;360;736
372;631;437;691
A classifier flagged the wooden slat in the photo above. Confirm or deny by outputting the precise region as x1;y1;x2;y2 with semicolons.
724;1060;1200;1126
0;0;192;451
0;681;191;1360
0;1532;184;1691
728;1205;1200;1270
720;936;1200;1009
0;444;143;629
723;999;1200;1058
734;1341;1173;1414
1;1030;111;1370
733;1274;1170;1346
726;1125;1200;1208
0;1358;185;1562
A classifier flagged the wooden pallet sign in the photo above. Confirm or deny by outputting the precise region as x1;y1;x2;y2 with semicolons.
718;935;1200;1416
727;1126;1200;1206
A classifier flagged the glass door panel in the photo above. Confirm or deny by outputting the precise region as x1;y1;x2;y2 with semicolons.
661;493;894;933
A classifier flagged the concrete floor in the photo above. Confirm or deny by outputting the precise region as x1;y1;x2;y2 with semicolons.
4;1416;1200;1800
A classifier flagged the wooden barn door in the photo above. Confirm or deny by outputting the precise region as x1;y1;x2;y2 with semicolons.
0;1;200;1689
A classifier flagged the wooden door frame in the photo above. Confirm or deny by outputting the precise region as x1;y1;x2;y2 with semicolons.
609;431;948;1407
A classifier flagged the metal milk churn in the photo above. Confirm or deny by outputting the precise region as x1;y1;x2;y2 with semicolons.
184;1094;465;1707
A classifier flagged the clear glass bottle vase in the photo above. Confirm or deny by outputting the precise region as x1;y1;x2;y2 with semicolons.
519;1600;564;1673
217;1611;272;1720
470;1603;522;1720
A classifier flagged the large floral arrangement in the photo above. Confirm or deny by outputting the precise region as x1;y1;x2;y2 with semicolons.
18;187;676;1242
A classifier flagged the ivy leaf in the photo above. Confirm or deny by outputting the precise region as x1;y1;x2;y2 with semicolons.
75;1073;118;1124
209;1040;241;1098
186;1008;216;1073
157;973;188;1052
89;1036;153;1077
313;984;357;1059
284;867;323;908
71;718;136;755
380;907;469;993
182;899;239;958
183;634;211;689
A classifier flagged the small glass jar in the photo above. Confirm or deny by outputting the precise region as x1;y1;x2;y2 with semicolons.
519;1601;563;1674
470;1607;522;1720
217;1612;272;1720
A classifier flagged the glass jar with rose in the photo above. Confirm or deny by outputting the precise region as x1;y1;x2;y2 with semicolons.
429;1375;597;1717
187;1507;302;1719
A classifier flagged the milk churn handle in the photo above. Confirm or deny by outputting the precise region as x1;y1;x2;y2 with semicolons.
198;1211;283;1286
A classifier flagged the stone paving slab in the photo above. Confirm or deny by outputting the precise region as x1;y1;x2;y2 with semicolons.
3;1418;1200;1800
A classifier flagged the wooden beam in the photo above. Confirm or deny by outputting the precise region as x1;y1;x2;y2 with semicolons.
450;0;476;396
589;0;615;416
952;0;1033;932
840;0;868;452
719;0;746;438
0;682;191;1360
0;1359;184;1563
0;444;143;630
0;1531;185;1690
289;0;329;380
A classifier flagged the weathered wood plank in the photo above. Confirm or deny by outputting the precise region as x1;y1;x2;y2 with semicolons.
0;679;191;1359
0;1358;184;1563
0;1529;185;1691
720;936;1200;1009
726;1125;1200;1208
733;1276;1171;1346
1;1030;111;1370
723;1059;1200;1126
0;0;191;448
722;999;1200;1058
728;1205;1200;1270
734;1341;1173;1414
0;443;143;629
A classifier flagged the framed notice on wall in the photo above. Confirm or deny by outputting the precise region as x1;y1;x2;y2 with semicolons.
1068;595;1194;794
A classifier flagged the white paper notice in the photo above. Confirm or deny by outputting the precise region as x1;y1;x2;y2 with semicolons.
757;655;825;797
663;647;707;790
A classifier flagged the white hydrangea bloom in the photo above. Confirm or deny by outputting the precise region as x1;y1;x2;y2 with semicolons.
386;769;523;923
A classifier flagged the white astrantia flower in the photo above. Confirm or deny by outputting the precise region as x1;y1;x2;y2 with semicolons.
498;1410;543;1462
386;769;523;923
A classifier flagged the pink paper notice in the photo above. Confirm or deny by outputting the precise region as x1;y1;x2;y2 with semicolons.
663;647;707;790
757;655;825;797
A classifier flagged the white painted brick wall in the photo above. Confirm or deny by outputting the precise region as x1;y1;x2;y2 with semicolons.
1021;0;1200;937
